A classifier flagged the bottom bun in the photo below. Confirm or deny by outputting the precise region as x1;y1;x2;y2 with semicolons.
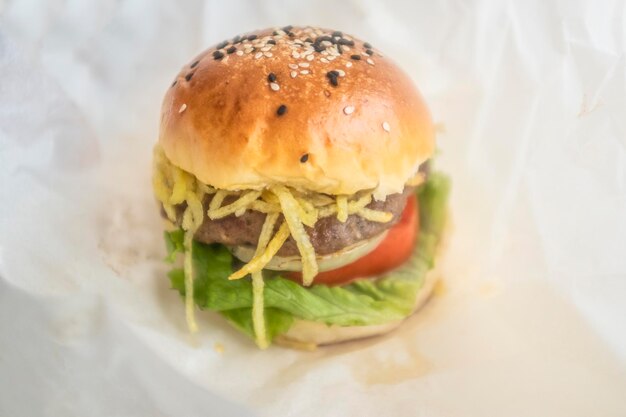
275;266;440;349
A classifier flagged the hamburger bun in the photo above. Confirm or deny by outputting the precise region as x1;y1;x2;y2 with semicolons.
159;27;435;199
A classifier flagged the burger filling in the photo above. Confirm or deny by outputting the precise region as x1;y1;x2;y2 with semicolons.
154;146;448;348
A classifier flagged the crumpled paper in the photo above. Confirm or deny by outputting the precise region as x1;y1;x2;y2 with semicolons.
1;1;625;416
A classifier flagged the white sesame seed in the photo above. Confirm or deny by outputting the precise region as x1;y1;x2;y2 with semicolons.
236;50;244;56
178;103;187;113
336;69;345;77
327;55;336;61
292;51;300;59
320;58;329;63
289;63;299;69
270;82;280;91
261;46;272;52
264;52;273;58
300;70;310;75
255;52;263;59
321;40;332;47
382;122;391;132
343;106;355;115
298;62;310;67
367;58;375;65
306;54;314;61
346;61;353;67
290;71;298;78
244;47;253;54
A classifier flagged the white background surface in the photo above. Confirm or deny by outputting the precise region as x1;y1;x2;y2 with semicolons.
1;1;625;416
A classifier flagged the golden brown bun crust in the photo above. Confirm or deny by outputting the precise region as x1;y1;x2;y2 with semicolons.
160;26;434;198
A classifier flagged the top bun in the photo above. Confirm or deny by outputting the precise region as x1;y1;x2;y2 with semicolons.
159;26;434;198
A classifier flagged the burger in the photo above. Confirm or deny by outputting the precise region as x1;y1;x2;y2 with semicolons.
153;26;449;349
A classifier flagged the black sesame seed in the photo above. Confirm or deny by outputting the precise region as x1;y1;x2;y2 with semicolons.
171;80;177;87
247;34;257;41
338;38;355;46
336;45;343;54
212;50;224;60
316;35;333;44
300;153;309;163
326;71;339;87
288;32;295;38
277;104;287;116
365;49;374;55
314;44;325;53
267;39;276;45
305;37;314;43
363;42;372;48
190;60;200;68
232;34;242;43
226;46;236;54
267;72;277;82
282;25;293;31
185;72;194;81
217;40;229;49
332;30;342;37
350;54;361;60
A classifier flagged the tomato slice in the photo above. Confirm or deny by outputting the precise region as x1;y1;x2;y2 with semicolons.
289;195;419;286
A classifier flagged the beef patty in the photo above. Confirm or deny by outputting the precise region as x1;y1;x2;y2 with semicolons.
168;188;414;257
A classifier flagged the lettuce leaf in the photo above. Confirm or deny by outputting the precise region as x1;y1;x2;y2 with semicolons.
166;173;450;343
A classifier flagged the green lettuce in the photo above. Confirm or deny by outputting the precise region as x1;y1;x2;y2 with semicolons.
166;173;450;343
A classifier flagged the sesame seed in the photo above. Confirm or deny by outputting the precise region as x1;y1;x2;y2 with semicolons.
270;82;280;91
363;42;372;48
326;70;339;86
283;25;293;31
232;35;242;43
178;104;187;113
343;106;355;115
300;70;309;75
346;61;353;68
336;69;345;77
320;57;329;63
264;52;273;58
185;73;194;81
306;54;314;61
382;122;391;132
300;153;309;163
226;46;236;54
290;71;298;78
327;55;336;61
236;50;244;56
337;38;354;46
267;39;276;45
289;63;298;70
247;34;257;41
324;89;331;97
350;54;361;60
277;104;287;116
292;51;300;59
217;40;229;49
190;60;200;68
298;62;310;67
212;51;224;60
171;80;177;87
365;49;374;55
244;47;254;54
332;31;342;37
255;52;263;59
267;73;277;82
367;58;375;65
261;46;272;52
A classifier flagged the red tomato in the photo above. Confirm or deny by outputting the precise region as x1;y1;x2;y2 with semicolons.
289;195;419;286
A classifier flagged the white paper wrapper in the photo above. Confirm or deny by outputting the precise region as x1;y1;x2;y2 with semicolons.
1;1;625;416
